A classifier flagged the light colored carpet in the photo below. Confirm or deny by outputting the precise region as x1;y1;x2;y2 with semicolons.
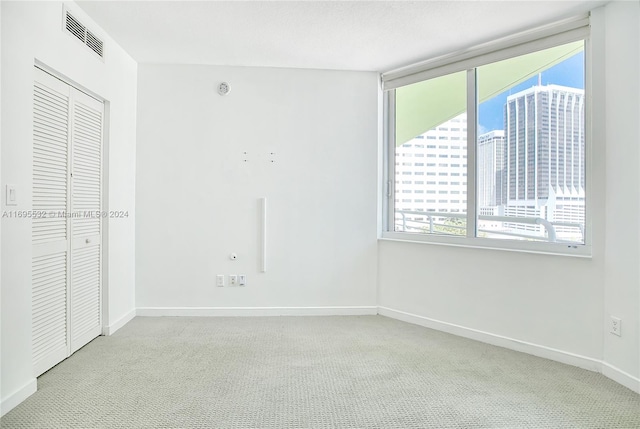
2;315;639;428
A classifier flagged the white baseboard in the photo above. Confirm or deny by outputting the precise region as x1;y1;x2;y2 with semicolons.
378;306;603;373
1;378;37;417
602;362;640;393
103;308;136;336
136;306;378;317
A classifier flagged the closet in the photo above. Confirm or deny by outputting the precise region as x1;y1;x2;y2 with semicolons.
32;66;104;376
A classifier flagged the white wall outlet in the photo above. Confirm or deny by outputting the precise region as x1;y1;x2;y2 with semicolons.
216;275;225;287
229;275;238;286
239;275;246;286
610;316;622;336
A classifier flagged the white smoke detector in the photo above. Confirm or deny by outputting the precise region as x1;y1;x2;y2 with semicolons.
218;82;230;96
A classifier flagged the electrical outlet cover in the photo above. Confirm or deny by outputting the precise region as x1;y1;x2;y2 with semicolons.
611;316;622;336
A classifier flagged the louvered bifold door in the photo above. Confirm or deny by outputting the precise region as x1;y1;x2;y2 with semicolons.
69;88;103;354
32;68;72;376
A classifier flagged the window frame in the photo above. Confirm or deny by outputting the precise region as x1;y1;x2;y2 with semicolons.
381;17;592;257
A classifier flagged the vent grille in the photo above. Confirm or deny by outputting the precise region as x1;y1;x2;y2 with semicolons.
65;11;104;58
65;12;85;41
85;31;104;57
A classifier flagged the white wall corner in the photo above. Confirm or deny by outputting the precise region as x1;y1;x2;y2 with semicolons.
379;306;640;393
602;362;640;394
103;308;136;336
378;307;603;373
0;378;36;417
136;306;378;317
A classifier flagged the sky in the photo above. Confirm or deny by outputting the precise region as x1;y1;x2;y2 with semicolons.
478;51;585;133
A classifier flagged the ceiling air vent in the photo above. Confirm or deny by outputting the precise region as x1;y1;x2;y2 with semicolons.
65;10;104;59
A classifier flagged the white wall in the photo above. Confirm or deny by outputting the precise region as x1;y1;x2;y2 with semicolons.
0;0;3;414
378;1;639;392
601;0;640;389
135;65;378;313
1;1;137;414
378;241;605;360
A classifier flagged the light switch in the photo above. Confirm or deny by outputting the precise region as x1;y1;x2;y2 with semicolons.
6;184;17;206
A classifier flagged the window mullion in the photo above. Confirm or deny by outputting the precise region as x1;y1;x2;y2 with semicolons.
386;90;397;233
466;69;478;238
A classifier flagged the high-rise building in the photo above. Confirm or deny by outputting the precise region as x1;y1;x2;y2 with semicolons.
394;85;585;241
394;113;468;229
503;84;585;236
477;130;506;213
505;84;585;201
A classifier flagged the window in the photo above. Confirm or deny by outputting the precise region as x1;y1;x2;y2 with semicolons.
383;17;590;255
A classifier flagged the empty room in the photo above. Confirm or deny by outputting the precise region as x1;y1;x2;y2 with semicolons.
1;0;639;428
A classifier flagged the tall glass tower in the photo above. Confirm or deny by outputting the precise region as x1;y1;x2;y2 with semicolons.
504;85;585;205
502;84;585;237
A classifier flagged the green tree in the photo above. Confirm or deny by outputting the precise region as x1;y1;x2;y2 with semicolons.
432;217;466;235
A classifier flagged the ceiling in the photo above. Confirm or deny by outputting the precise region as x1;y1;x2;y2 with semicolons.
77;0;608;72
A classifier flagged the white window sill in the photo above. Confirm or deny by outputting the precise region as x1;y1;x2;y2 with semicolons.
379;233;592;258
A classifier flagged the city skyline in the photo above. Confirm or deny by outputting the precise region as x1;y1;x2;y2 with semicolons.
395;82;586;243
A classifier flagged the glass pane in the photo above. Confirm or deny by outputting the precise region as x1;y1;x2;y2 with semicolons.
394;71;467;236
476;41;585;244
